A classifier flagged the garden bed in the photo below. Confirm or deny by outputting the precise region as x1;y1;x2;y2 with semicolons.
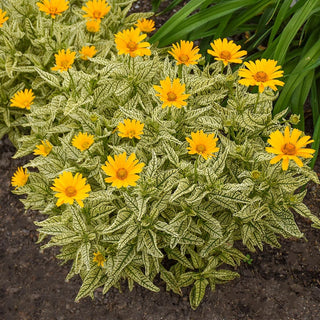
1;138;320;319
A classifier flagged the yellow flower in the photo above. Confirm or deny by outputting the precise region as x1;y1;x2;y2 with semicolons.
135;18;155;33
118;119;144;139
82;0;111;21
153;77;190;109
101;152;145;188
10;89;35;110
168;40;202;66
51;49;76;72
51;171;91;207
207;38;247;66
86;19;100;32
0;9;8;27
114;27;151;58
33;140;53;157
36;0;69;19
186;130;219;160
72;132;94;151
238;59;284;93
265;126;315;171
79;46;97;60
11;167;29;189
93;251;106;267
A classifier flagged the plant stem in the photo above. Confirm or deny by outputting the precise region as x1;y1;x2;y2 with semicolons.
178;64;182;78
254;92;260;113
68;69;78;97
194;156;199;183
50;19;54;38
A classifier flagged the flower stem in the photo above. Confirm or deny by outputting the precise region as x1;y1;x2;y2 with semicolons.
50;19;54;38
254;92;260;113
194;156;199;183
178;64;183;78
68;69;78;97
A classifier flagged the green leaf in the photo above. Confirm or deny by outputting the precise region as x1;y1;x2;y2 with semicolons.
166;248;194;269
98;209;132;234
118;224;139;249
144;230;164;258
189;279;208;310
160;266;182;295
34;67;61;88
75;265;104;302
125;265;160;292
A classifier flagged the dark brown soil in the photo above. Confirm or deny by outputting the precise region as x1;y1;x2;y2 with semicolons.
1;134;320;320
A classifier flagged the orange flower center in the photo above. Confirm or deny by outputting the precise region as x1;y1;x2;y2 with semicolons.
167;92;177;101
60;58;70;69
116;168;128;180
49;7;58;15
65;186;77;197
196;144;206;153
179;54;189;62
81;141;91;149
253;71;268;82
128;130;136;138
281;143;296;155
93;10;103;19
220;50;231;60
127;41;138;51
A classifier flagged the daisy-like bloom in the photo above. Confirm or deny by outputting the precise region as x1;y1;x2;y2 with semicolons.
135;18;155;33
207;38;247;66
36;0;69;19
82;0;111;21
168;40;202;66
0;8;8;27
153;77;190;109
93;251;106;267
101;152;145;188
115;27;151;58
186;130;219;160
118;119;144;139
51;171;91;207
265;126;315;171
33;140;53;157
72;132;94;151
86;19;100;32
238;59;284;93
10;89;35;110
11;167;29;189
79;46;97;60
51;49;76;72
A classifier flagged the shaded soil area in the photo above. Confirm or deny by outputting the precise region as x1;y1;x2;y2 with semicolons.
1;133;320;320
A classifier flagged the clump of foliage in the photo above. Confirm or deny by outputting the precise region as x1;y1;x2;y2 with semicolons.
150;0;320;167
0;0;152;146
4;0;320;311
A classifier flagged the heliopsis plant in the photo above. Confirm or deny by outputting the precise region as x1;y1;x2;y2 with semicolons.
36;0;69;19
266;127;315;170
117;119;144;139
10;89;35;110
186;130;219;160
7;14;320;312
85;19;100;32
72;132;94;151
135;18;155;33
51;171;91;207
168;40;202;66
51;49;76;72
82;0;111;21
93;251;106;267
238;59;284;93
101;152;145;188
0;8;8;27
33;140;53;157
153;77;190;108
115;27;151;57
11;167;29;189
207;38;247;66
79;46;97;60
